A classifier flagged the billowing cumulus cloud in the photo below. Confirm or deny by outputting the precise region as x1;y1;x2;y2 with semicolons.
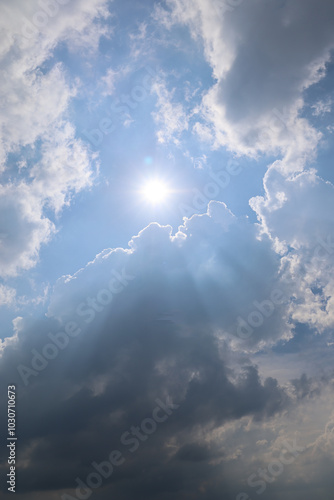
251;167;334;333
159;0;334;163
0;210;289;498
47;202;291;349
1;199;334;498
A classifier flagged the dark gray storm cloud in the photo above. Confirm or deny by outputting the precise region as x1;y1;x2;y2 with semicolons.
0;205;293;499
0;197;333;499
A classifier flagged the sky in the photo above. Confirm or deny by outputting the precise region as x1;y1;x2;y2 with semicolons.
0;0;334;498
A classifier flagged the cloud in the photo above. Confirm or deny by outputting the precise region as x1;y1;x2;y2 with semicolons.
158;0;334;164
0;182;55;277
0;123;98;277
29;123;97;214
151;78;189;145
0;284;16;307
46;201;291;349
0;0;110;162
1;195;333;498
250;167;334;333
0;203;296;497
0;0;109;277
311;97;333;116
100;67;118;96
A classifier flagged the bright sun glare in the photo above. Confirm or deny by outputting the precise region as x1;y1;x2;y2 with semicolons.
141;179;170;204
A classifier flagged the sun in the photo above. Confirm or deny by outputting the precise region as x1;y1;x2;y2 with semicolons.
141;179;170;204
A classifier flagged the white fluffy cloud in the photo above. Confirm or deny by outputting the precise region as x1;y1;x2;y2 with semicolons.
0;0;109;277
0;182;55;277
251;167;334;333
0;123;98;277
0;0;110;162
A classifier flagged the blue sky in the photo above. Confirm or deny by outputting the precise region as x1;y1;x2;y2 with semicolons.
1;1;334;499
